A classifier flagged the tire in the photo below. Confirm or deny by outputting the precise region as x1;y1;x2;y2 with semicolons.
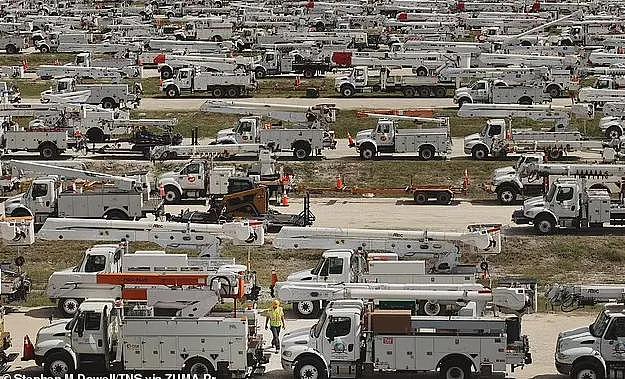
303;68;315;79
44;352;74;376
294;357;328;379
340;85;355;97
254;67;266;79
359;145;375;160
39;144;59;159
101;97;116;109
402;86;415;97
184;358;215;376
163;186;181;204
606;126;622;140
571;362;604;379
471;145;488;160
104;210;130;220
293;143;311;160
414;192;427;205
212;87;224;98
518;96;533;105
293;301;321;318
165;86;179;98
86;128;105;143
39;44;50;53
439;359;471;379
5;44;17;54
422;301;442;316
212;35;223;42
58;298;81;317
419;146;435;160
434;86;447;98
418;86;431;97
533;214;556;235
416;67;428;76
496;186;517;205
436;191;452;205
161;68;173;80
226;87;239;98
547;85;561;98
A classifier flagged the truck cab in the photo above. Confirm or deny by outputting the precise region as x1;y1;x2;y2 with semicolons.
463;118;509;159
555;304;625;379
158;161;234;203
216;116;261;144
335;66;369;97
32;299;120;376
4;177;59;224
594;76;624;90
486;153;545;204
454;79;509;106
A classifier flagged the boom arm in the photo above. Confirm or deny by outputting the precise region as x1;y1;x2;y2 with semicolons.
200;100;337;126
458;103;594;129
37;218;265;257
546;284;625;312
524;162;625;178
502;10;583;46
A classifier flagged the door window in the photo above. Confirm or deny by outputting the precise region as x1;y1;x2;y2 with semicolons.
326;317;351;339
605;317;625;340
556;187;574;202
488;124;502;137
328;257;343;275
84;311;101;331
84;255;107;272
182;163;200;175
31;183;48;198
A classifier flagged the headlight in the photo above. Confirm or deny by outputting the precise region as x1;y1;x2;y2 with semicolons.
282;350;292;358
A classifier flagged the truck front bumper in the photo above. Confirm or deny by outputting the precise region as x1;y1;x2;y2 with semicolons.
281;357;295;371
512;209;531;224
555;359;571;375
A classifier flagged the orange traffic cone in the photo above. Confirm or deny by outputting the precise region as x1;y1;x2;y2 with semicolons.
281;193;289;206
159;184;165;198
22;335;34;361
336;176;344;190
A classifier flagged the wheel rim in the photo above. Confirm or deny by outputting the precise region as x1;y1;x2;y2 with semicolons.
577;369;597;379
538;220;552;234
446;366;465;379
362;149;373;159
296;149;307;159
438;194;450;204
424;301;441;316
500;191;514;203
62;299;79;315
300;364;319;379
475;149;486;159
609;128;620;139
297;301;314;316
415;194;427;204
168;89;176;97
189;362;209;375
421;149;433;160
50;359;69;375
165;191;177;202
43;148;53;158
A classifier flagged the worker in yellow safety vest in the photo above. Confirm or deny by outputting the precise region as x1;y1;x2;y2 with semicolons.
265;299;286;352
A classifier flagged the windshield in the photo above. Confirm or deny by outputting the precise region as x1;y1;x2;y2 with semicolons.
590;311;611;337
479;124;488;137
311;258;325;275
514;156;524;170
312;309;327;338
545;184;557;202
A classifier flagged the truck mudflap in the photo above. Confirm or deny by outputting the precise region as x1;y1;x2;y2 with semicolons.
512;209;531;224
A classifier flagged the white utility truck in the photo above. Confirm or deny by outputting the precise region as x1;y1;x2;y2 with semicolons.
203;100;337;160
512;177;625;234
0;120;79;159
454;79;551;106
335;66;455;98
26;298;268;377
160;67;257;98
350;114;451;160
36;52;142;80
281;295;533;379
40;78;141;109
578;76;625;107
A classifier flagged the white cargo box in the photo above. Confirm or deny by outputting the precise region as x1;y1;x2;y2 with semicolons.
368;260;426;275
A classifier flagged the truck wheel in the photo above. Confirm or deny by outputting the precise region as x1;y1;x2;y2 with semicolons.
606;126;622;140
414;192;428;205
5;44;17;54
340;84;355;97
165;86;179;98
101;97;117;109
418;86;431;97
419;146;435;160
571;362;604;379
416;67;428;76
39;144;59;159
44;352;75;376
471;145;488;160
293;143;311;160
434;86;447;98
402;86;415;97
212;87;224;98
547;85;561;98
104;210;130;220
59;298;81;317
86;128;105;143
534;214;556;235
160;68;173;80
496;186;517;205
359;145;375;160
254;67;266;79
226;87;239;98
436;191;452;205
184;358;215;375
295;357;328;379
163;186;181;204
439;359;471;379
294;301;321;318
518;96;533;105
303;68;315;78
422;301;442;316
39;44;50;53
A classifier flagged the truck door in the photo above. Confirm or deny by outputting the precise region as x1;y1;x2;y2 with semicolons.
354;68;366;87
600;316;625;364
28;182;54;216
316;257;346;283
375;122;393;147
485;122;503;147
551;184;577;219
72;309;106;356
179;162;204;191
472;81;488;101
320;315;359;364
178;70;191;89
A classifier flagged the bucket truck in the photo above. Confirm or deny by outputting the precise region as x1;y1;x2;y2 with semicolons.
281;294;533;379
36;52;143;80
160;67;257;98
461;104;603;160
453;79;551;107
350;114;451;160
578;76;625;107
486;156;625;204
272;225;501;317
512;177;625;234
3;161;162;227
40;78;141;109
202;100;337;160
